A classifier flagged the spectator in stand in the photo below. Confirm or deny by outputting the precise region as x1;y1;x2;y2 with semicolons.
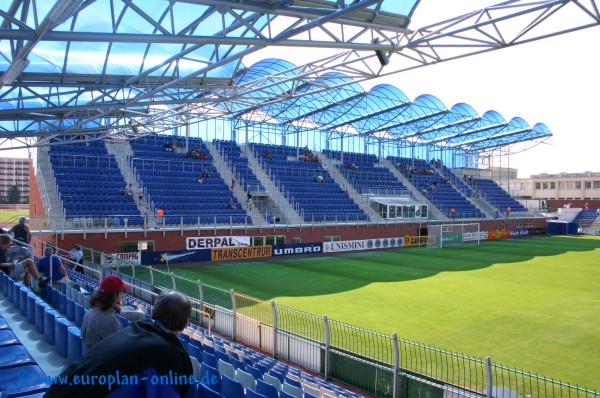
185;148;196;158
201;168;210;178
7;216;31;244
37;246;70;288
228;198;237;210
45;291;193;398
231;177;236;190
246;191;253;209
170;136;178;152
265;149;272;159
137;185;143;204
163;141;173;152
340;185;347;193
197;174;203;184
69;245;84;273
315;174;324;183
124;183;133;196
348;162;358;170
0;234;50;288
80;275;129;349
450;207;456;219
156;207;164;227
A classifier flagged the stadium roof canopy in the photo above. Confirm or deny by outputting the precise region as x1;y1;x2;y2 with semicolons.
1;0;599;152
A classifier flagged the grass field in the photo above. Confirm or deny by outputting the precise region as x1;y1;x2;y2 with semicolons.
0;209;28;222
0;209;29;230
172;236;600;390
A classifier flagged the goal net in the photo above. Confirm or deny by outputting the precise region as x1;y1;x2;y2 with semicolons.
427;223;481;248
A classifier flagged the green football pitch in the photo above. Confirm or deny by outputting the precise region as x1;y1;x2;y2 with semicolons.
172;235;600;390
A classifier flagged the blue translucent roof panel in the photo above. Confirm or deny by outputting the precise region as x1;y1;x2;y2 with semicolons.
255;71;365;123
312;84;409;130
379;1;420;16
417;103;481;142
0;0;552;152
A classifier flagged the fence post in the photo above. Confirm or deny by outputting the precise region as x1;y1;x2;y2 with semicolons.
148;266;154;287
485;356;493;398
231;289;237;341
197;280;203;305
392;333;399;398
323;315;330;380
170;272;176;290
271;301;277;358
131;263;135;280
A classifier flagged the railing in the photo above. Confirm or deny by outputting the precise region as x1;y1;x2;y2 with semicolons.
70;246;599;398
49;153;120;169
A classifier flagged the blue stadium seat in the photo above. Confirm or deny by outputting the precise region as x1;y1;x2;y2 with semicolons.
257;378;280;398
221;374;245;398
0;364;49;397
0;344;37;368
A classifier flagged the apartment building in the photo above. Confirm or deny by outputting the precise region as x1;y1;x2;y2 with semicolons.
0;157;30;204
509;171;600;201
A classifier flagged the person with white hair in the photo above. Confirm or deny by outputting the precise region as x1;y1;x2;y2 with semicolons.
7;216;30;244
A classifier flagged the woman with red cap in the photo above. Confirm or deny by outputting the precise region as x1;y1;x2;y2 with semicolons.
81;275;130;349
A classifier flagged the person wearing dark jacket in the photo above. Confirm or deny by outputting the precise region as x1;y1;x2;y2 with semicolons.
44;290;194;398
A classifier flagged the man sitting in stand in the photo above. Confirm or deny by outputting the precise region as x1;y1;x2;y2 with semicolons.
228;198;237;210
37;246;70;289
0;234;50;288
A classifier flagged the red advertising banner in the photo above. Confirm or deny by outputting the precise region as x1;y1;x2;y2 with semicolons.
487;230;510;240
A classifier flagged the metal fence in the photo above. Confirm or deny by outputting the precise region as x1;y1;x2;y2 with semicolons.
82;247;598;398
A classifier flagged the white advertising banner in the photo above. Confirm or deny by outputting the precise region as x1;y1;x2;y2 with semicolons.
102;252;141;266
464;231;488;241
323;240;369;253
186;236;251;250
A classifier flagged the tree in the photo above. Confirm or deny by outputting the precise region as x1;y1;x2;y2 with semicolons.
6;185;20;204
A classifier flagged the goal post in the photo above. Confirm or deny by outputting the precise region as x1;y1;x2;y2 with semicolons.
427;223;481;248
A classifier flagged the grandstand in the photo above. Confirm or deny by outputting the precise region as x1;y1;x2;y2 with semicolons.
34;139;545;229
2;0;600;397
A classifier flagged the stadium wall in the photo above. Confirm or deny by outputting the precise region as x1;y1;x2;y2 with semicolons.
35;218;547;257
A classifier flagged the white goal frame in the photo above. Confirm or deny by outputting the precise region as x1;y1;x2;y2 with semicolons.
427;223;481;248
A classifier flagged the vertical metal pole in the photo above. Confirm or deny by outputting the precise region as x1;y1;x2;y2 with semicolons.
230;289;237;341
170;272;176;290
271;301;277;358
485;356;493;398
197;280;203;305
323;315;330;380
148;266;154;288
392;333;399;398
